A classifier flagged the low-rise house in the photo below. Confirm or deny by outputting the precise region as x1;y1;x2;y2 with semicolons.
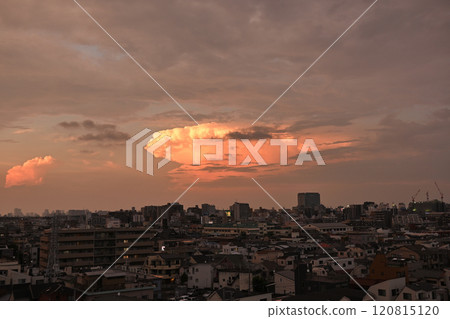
0;260;46;286
396;282;448;301
274;270;295;295
217;269;253;291
312;267;328;277
186;263;214;289
207;287;271;301
338;245;376;260
276;253;297;270
367;254;407;282
364;277;406;301
310;257;355;273
387;245;449;270
252;249;283;264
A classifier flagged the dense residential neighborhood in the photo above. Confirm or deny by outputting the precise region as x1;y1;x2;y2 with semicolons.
1;193;449;301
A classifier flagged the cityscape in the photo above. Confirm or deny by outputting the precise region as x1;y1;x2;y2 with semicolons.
1;0;449;316
1;191;449;301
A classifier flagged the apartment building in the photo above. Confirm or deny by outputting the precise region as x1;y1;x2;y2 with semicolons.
39;228;159;272
144;254;184;279
303;223;353;234
203;223;260;237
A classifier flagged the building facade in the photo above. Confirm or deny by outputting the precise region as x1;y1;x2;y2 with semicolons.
39;228;158;272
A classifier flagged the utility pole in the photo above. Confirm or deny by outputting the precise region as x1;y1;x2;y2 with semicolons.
46;214;60;280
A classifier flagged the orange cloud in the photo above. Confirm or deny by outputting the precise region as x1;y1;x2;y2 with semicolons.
5;156;55;188
145;123;340;182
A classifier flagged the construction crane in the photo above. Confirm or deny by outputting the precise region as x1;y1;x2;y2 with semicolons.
411;189;421;204
435;181;444;203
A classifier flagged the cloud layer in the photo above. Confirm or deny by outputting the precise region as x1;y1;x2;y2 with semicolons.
0;0;449;211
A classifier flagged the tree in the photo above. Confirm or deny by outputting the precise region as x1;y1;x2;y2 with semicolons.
252;276;267;293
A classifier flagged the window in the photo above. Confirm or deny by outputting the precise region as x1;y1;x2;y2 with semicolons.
403;293;412;300
378;289;386;296
391;289;399;296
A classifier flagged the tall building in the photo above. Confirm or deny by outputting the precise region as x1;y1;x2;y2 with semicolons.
297;193;321;217
297;193;321;209
374;210;394;228
201;204;216;216
343;204;363;220
230;202;250;222
141;203;184;224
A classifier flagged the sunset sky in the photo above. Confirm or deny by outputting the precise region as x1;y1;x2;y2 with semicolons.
1;0;449;213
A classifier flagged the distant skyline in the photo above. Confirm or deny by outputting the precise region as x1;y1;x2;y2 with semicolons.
1;0;449;212
0;192;443;216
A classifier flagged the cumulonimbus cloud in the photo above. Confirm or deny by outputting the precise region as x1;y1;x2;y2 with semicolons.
145;123;334;182
5;156;55;188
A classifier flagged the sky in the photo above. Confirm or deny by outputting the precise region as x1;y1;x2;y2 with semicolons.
0;0;449;213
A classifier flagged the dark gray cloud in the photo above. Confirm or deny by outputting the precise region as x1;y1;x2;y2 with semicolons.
81;120;116;131
0;139;18;143
226;126;275;139
59;121;81;129
78;131;129;142
286;113;354;132
320;139;359;146
58;119;130;143
79;149;96;154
